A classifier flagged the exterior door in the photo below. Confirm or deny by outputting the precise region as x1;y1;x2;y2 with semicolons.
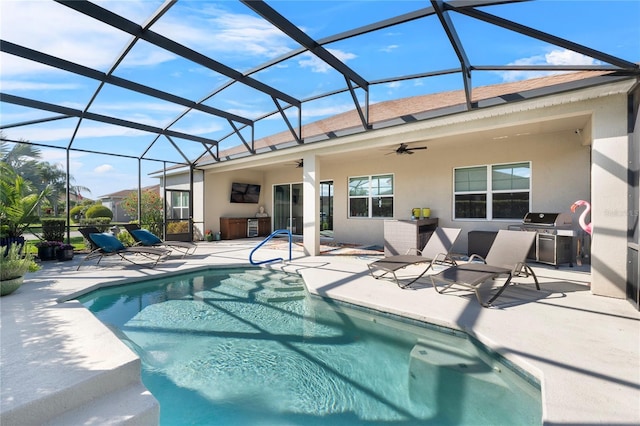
273;183;303;235
320;181;333;237
165;189;191;241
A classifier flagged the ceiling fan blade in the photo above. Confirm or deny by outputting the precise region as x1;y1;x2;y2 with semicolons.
407;146;427;151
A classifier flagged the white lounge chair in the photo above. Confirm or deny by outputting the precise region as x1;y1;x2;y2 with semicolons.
430;230;539;307
368;227;461;288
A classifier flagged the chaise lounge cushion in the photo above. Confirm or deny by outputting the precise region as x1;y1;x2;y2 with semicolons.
130;229;163;246
90;233;126;253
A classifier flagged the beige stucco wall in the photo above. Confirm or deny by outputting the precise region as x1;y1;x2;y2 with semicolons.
196;124;591;254
203;169;267;235
164;81;635;299
590;95;630;298
314;128;591;253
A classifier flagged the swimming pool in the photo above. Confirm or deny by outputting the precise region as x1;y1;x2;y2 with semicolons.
77;267;541;425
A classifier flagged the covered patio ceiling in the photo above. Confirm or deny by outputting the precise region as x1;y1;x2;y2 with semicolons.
1;0;639;170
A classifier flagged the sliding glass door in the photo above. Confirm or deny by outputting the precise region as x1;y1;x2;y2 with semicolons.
273;181;334;236
273;183;303;235
320;181;333;237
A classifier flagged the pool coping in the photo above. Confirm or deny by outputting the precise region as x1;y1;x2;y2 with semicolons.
1;241;639;424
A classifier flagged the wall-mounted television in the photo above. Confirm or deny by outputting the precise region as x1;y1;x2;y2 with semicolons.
230;182;261;204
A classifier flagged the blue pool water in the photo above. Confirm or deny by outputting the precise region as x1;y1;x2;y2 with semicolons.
77;268;541;425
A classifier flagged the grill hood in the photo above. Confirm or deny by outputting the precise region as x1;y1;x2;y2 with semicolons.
523;212;572;226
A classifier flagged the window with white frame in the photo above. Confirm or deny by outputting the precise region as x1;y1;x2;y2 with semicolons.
454;162;530;220
348;174;394;218
169;191;190;220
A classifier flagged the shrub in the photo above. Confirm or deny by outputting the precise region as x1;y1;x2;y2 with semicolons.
117;231;134;247
167;221;188;234
121;191;163;236
42;219;65;241
0;243;40;281
69;205;83;223
85;204;113;220
79;217;112;232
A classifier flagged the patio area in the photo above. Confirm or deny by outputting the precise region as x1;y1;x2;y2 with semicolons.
1;239;639;425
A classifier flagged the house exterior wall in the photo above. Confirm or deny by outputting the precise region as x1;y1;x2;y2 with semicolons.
315;128;591;252
100;199;132;223
590;95;631;298
203;169;267;235
196;124;590;253
163;80;634;300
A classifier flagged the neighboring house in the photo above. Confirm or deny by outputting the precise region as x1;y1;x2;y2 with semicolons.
158;70;639;307
98;185;160;223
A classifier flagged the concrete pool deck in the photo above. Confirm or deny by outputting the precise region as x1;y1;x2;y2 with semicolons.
1;239;638;425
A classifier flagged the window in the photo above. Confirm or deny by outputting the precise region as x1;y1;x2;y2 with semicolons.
169;191;190;220
454;162;530;220
349;174;394;218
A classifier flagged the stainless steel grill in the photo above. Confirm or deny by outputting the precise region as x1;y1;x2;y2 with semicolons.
521;212;574;236
512;212;575;267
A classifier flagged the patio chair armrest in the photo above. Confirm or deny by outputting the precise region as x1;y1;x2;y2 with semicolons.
468;254;487;263
405;247;421;255
431;252;456;266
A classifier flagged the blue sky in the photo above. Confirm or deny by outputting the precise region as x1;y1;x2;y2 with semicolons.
1;0;639;198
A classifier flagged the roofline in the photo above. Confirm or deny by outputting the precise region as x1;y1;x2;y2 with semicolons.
200;73;637;165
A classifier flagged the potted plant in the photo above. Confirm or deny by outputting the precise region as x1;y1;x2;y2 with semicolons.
35;240;60;261
56;243;74;261
205;229;214;242
0;242;40;296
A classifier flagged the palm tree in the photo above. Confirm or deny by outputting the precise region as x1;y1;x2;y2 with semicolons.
0;163;49;239
0;138;42;184
37;162;66;216
1;137;91;215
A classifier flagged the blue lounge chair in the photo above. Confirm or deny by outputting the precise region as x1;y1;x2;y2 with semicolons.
123;224;197;257
77;227;171;270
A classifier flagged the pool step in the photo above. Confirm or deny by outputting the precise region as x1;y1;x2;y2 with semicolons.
44;383;158;426
0;301;159;426
408;339;508;411
1;349;158;426
220;272;306;302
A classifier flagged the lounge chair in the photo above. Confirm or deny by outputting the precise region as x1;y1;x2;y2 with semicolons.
368;227;461;288
430;230;539;307
123;224;197;257
77;226;171;270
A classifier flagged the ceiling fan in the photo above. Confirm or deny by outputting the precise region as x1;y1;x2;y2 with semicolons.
289;159;303;168
387;143;427;155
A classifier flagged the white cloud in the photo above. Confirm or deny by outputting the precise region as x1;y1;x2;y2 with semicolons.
170;122;226;135
301;103;354;119
94;164;114;174
380;45;399;53
0;80;83;92
40;149;86;163
3;122;149;143
155;4;293;59
387;81;402;89
498;49;600;82
298;49;357;73
0;1;132;77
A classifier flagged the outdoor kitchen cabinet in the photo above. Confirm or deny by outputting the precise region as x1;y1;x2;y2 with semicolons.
383;218;438;256
220;217;271;240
